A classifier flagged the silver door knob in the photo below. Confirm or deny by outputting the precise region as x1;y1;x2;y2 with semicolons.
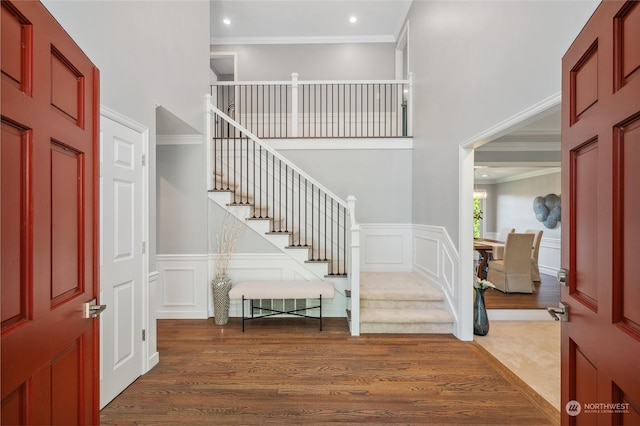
547;301;569;321
83;298;107;318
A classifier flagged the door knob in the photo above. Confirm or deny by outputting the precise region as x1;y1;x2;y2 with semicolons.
547;301;569;322
83;298;107;318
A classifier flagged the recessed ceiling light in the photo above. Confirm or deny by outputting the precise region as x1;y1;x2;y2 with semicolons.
349;16;357;24
481;174;489;177
223;18;231;25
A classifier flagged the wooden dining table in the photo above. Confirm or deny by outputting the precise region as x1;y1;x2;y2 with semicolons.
474;238;505;280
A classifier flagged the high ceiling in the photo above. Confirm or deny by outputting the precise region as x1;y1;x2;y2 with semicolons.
210;0;413;45
209;0;560;184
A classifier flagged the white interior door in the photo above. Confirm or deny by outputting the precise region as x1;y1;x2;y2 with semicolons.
99;113;144;408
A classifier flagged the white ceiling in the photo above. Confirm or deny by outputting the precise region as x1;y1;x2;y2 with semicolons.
210;0;413;44
474;112;561;184
208;0;560;184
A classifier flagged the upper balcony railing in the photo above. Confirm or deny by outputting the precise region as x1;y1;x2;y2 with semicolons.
211;73;413;139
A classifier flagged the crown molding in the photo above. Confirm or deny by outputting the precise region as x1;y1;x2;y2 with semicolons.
476;142;560;152
489;167;561;184
210;35;396;46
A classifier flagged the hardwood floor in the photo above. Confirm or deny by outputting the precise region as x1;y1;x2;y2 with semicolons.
484;273;561;309
101;319;558;425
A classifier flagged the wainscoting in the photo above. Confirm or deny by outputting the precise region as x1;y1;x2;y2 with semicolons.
156;255;209;319
155;254;348;320
157;224;463;334
359;224;412;272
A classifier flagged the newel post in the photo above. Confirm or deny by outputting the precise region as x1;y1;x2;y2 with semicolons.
347;195;361;336
205;94;213;191
291;72;299;137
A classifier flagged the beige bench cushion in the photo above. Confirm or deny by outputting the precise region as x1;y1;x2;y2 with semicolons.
229;281;335;300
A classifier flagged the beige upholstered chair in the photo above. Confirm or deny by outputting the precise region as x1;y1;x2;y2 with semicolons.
487;233;535;293
497;227;515;242
525;229;543;282
492;228;515;260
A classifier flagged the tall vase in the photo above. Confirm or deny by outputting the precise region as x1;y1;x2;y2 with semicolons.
212;275;232;325
473;287;490;336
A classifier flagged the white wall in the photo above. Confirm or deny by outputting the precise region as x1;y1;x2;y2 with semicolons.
210;43;396;80
157;143;208;254
406;0;599;248
278;147;412;223
42;0;211;270
490;172;562;274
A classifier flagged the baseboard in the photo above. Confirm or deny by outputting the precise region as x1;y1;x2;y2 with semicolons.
147;352;160;372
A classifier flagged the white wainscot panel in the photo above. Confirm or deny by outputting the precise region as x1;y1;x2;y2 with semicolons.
414;235;439;278
538;237;561;276
441;245;455;296
359;224;412;272
157;255;209;319
163;268;195;306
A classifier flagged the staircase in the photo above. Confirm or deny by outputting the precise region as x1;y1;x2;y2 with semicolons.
359;272;453;334
206;104;354;288
207;95;453;337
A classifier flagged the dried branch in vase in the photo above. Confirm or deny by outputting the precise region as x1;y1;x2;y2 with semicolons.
215;206;245;277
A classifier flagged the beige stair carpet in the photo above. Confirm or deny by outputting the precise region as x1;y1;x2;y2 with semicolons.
359;272;454;334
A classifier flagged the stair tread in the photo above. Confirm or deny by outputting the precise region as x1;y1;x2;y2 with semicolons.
360;272;445;301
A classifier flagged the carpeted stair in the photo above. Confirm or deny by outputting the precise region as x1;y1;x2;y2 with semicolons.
359;272;454;334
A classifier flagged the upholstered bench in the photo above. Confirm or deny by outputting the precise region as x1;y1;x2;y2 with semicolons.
228;281;335;332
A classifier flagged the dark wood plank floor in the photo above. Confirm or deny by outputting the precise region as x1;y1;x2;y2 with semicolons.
101;319;559;425
484;273;561;310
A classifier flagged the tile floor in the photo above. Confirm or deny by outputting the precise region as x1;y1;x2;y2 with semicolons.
474;320;561;409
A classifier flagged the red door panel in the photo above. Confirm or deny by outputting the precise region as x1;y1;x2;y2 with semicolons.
562;1;640;424
1;1;100;424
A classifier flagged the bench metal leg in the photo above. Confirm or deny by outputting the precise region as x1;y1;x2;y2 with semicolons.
320;294;323;331
241;295;245;332
239;293;325;332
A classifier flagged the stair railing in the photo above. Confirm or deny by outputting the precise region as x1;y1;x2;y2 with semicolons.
210;72;413;139
207;102;352;277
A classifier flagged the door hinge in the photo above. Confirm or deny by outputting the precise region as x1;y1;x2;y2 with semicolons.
142;329;146;341
142;154;146;166
142;241;146;254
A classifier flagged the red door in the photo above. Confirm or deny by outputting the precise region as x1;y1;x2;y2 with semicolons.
561;1;640;424
1;1;100;423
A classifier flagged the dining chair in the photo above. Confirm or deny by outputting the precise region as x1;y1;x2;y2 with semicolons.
487;232;535;293
525;229;544;282
497;227;515;242
492;228;515;260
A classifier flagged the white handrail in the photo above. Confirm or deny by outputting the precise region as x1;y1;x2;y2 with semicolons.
211;78;411;86
208;103;348;209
